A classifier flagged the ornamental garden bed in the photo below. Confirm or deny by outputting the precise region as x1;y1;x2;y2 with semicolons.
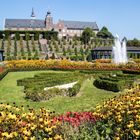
94;73;140;92
17;72;84;101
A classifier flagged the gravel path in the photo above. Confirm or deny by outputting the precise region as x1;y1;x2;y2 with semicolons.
44;81;78;91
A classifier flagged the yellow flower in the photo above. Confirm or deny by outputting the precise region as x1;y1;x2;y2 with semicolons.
54;134;63;140
30;136;36;140
114;136;120;140
127;121;134;128
133;130;140;136
45;127;52;132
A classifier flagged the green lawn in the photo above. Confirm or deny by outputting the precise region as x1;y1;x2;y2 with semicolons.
0;71;120;114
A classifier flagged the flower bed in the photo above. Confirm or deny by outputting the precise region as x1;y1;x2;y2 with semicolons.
0;103;63;139
93;85;140;139
1;84;140;139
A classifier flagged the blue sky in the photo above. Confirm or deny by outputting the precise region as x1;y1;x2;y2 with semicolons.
0;0;140;39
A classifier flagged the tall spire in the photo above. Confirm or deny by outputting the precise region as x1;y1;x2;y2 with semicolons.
31;8;36;19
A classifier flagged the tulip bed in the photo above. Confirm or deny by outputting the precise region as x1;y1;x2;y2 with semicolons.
17;72;83;101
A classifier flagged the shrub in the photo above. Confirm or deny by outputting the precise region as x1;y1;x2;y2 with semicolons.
17;72;83;101
94;73;140;92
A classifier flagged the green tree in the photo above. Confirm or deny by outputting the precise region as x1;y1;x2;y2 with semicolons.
55;45;59;52
1;39;4;50
49;44;53;51
31;37;36;52
38;40;42;52
67;46;72;55
63;46;66;56
13;38;17;58
127;38;140;47
97;26;114;39
74;47;78;56
85;47;90;55
81;27;95;45
33;50;39;60
80;46;84;55
34;32;39;40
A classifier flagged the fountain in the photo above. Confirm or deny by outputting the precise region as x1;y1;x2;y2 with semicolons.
112;34;128;64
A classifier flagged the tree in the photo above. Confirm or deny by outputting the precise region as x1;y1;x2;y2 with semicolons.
31;37;36;52
127;38;140;47
33;50;39;60
38;40;42;52
80;46;84;55
85;47;90;55
97;26;114;39
67;46;72;55
49;44;53;51
63;46;66;56
81;27;95;45
14;38;17;58
1;39;4;50
74;47;78;56
55;45;59;52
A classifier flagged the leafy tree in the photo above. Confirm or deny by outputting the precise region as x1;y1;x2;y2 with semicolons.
31;37;36;52
74;47;78;56
55;45;59;52
127;38;140;47
34;32;39;40
49;44;53;51
25;33;30;41
67;46;72;55
33;50;39;60
81;27;95;45
51;52;56;59
85;47;90;55
28;51;32;60
1;39;4;50
14;38;17;57
86;53;93;62
38;40;42;52
97;26;114;39
80;46;84;55
69;40;72;45
63;46;66;56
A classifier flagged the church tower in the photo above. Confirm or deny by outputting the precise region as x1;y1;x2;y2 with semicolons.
45;10;53;30
31;8;36;19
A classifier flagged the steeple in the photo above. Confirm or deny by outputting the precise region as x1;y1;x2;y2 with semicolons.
31;8;36;19
45;9;53;30
47;10;51;16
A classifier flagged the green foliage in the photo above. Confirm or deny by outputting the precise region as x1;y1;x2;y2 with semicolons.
0;70;8;80
33;50;39;60
94;73;140;92
127;38;140;47
0;30;58;40
17;72;82;101
68;81;82;97
97;26;114;39
63;46;66;56
74;47;78;56
81;27;95;45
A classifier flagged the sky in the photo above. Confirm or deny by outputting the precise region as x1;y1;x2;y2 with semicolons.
0;0;140;39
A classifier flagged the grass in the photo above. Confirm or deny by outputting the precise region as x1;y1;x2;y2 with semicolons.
0;70;121;114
